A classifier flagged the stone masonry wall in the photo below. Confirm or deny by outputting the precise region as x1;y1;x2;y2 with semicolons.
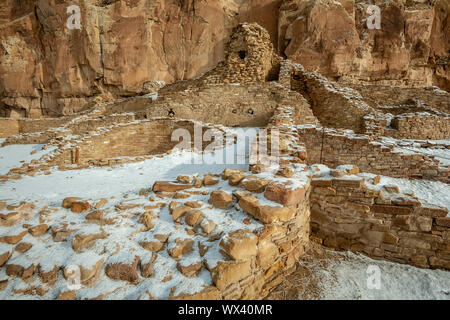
0;119;19;138
45;120;215;167
297;127;450;183
364;112;450;140
146;82;318;127
310;174;450;270
0;118;70;138
345;84;450;114
279;61;374;133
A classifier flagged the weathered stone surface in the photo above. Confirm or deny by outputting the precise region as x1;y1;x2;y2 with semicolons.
203;174;219;186
238;196;296;223
72;232;107;253
177;261;202;278
71;202;91;214
62;197;82;209
105;256;140;284
0;231;27;244
57;291;76;300
28;224;49;237
141;253;157;278
228;173;246;186
0;251;11;267
185;210;203;227
264;183;306;206
211;260;252;291
242;178;270;193
168;238;194;259
15;242;32;254
220;229;258;260
140;241;164;253
170;206;191;222
209;191;233;209
153;182;193;193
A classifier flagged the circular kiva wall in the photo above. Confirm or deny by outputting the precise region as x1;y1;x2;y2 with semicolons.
50;119;227;166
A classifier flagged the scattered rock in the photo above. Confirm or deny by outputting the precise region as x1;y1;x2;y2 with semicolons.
105;256;140;284
95;198;108;209
39;266;60;285
0;231;27;244
72;232;107;253
228;173;245;186
15;242;32;254
51;226;74;242
200;219;217;235
71;201;91;213
140;241;164;252
185;201;203;208
28;224;49;237
222;169;244;180
0;251;11;267
0;212;24;227
153;181;193;193
0;280;7;291
177;261;202;277
62;197;82;209
58;290;76;300
80;258;104;287
203;174;219;186
276;167;295;178
173;192;190;199
6;264;24;278
141;253;157;278
138;211;155;230
209;191;233;209
177;175;194;184
242;178;270;193
168;238;194;259
185;210;203;227
171;206;191;222
85;210;104;224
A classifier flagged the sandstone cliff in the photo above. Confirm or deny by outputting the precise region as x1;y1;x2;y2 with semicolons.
0;0;448;118
279;0;449;88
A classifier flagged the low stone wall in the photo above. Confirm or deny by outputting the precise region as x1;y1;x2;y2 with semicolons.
390;113;450;140
310;174;450;270
0;119;19;138
146;82;317;127
364;112;450;140
346;83;450;114
45;119;222;167
297;126;450;183
190;190;311;300
279;61;373;133
0;118;69;139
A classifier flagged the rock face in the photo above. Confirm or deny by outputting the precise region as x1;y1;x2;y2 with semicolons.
279;0;449;89
0;0;281;117
0;0;448;118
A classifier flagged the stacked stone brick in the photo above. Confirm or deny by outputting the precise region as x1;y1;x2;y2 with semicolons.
310;170;450;270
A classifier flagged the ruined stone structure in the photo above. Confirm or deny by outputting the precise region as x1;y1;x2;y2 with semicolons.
0;8;449;300
0;0;448;117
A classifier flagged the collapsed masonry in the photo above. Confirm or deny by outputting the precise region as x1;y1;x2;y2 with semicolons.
0;23;449;299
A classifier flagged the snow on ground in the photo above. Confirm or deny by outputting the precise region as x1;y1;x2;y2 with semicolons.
0;128;281;300
311;251;450;300
0;144;56;175
0;128;256;205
